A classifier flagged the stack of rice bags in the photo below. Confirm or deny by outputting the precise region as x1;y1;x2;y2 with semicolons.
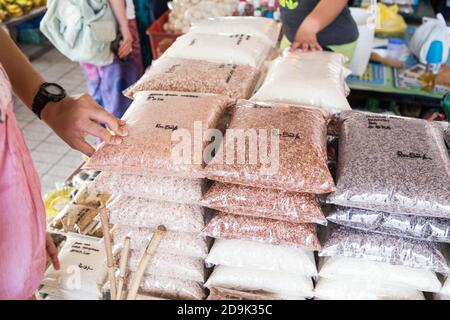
84;91;232;300
201;100;334;300
40;237;107;300
316;111;450;300
125;17;280;101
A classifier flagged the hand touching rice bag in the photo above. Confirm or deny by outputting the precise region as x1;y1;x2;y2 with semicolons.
84;91;232;178
125;58;261;100
204;101;334;194
328;111;450;218
201;182;326;224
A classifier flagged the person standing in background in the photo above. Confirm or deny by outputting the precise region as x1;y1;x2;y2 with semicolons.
133;0;169;69
280;0;359;61
80;0;143;120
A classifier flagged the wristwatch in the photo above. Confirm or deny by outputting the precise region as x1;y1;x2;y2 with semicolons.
32;82;67;119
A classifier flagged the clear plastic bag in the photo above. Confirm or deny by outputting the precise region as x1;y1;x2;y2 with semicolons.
134;273;206;300
204;101;334;194
207;287;283;300
327;111;450;218
251;51;351;114
205;265;314;299
319;225;450;275
206;239;317;277
163;33;271;68
319;256;442;293
106;196;205;234
200;183;326;225
41;237;107;299
441;277;450;296
326;206;450;243
113;225;209;259
91;171;206;205
126;251;205;282
124;58;261;100
445;127;450;146
84;91;232;178
314;278;425;300
189;17;281;47
201;213;321;251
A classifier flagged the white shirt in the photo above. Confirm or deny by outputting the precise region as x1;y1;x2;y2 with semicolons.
126;0;136;20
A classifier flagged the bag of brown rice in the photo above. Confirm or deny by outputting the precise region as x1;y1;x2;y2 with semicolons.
107;196;205;234
84;91;232;178
201;182;326;225
113;226;209;259
124;58;261;100
327;111;450;218
204;100;334;194
91;171;206;205
201;212;321;250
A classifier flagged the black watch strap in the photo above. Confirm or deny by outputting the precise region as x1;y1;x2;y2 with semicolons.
32;82;67;119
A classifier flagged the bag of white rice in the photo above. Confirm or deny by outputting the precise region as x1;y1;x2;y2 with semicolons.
41;237;107;299
91;171;206;205
207;287;284;300
189;16;281;47
206;239;317;277
124;58;261;100
84;91;232;178
134;273;206;300
162;33;271;68
251;51;351;113
113;225;209;259
205;265;314;299
107;196;205;234
314;278;425;300
319;256;442;293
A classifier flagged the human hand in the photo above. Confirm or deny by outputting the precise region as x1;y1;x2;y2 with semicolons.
46;233;60;270
118;27;133;59
291;18;323;52
41;94;128;156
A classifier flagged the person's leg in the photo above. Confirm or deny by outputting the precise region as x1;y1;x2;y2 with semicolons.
80;63;104;107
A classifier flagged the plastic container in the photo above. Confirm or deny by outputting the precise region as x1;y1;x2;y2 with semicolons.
146;11;183;59
349;7;376;76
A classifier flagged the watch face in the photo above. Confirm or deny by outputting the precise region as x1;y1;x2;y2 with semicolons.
44;83;64;96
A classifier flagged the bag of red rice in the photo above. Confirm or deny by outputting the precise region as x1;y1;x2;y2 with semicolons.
124;58;261;100
204;100;334;194
201;212;321;250
201;182;326;225
84;91;232;178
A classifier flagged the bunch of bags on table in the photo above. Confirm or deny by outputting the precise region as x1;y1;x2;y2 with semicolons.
200;99;334;300
84;91;233;300
39;237;107;300
316;111;450;300
125;17;281;101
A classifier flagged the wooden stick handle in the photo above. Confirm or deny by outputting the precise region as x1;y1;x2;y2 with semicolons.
116;236;131;300
126;225;167;300
99;209;117;300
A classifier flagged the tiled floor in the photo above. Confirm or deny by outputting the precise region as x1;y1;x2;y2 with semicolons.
14;49;90;194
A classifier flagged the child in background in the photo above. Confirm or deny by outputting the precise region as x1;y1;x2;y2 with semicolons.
280;0;359;60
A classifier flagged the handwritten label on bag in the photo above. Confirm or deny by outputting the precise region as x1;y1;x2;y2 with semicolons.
156;124;179;131
367;116;392;130
397;151;433;161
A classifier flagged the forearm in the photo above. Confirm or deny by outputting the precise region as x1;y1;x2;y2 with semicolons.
303;0;349;33
0;28;44;109
109;0;130;34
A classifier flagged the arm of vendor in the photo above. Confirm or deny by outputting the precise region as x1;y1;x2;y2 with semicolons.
280;0;359;52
